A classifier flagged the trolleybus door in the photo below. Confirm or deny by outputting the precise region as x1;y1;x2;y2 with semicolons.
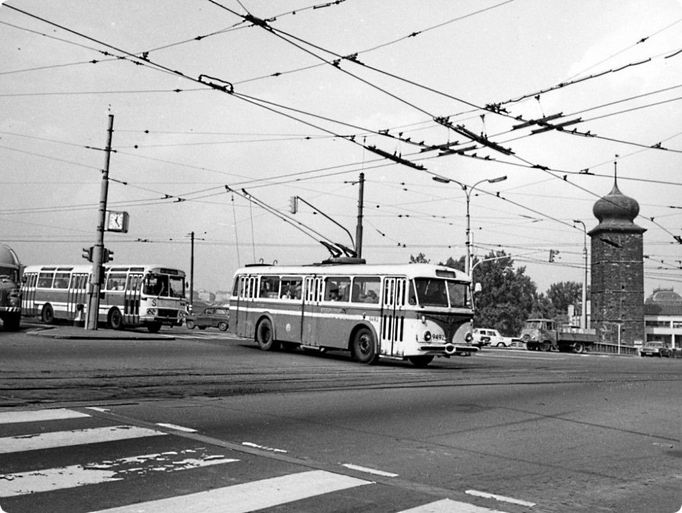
235;275;258;338
67;273;89;320
380;277;406;356
124;273;142;325
301;276;323;346
21;272;38;317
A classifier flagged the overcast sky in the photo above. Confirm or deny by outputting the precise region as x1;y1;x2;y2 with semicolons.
1;0;681;296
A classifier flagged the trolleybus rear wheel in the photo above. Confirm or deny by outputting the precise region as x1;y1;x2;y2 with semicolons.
256;318;279;351
351;327;378;364
41;304;54;324
107;308;123;330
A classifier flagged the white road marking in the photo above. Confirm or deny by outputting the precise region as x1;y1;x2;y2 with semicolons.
241;441;287;453
0;408;90;425
86;407;111;413
0;450;238;497
399;498;511;512
155;423;197;433
0;425;166;454
341;463;399;477
87;470;371;512
466;489;536;507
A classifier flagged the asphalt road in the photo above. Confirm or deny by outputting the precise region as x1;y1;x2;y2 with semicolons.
0;325;680;513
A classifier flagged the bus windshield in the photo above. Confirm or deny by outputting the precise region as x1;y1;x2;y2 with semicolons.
412;278;469;308
0;266;19;282
143;273;185;298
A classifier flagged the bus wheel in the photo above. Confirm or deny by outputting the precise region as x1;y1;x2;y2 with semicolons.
218;322;228;332
256;318;279;351
408;355;433;368
185;320;195;329
147;322;161;333
41;304;55;324
107;308;123;330
573;342;585;354
351;327;378;364
4;314;21;331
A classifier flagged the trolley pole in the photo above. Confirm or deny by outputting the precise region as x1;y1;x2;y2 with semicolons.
355;172;364;258
85;114;114;330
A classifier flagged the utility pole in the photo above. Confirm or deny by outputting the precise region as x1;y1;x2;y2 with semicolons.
355;172;364;258
86;114;114;330
189;231;195;309
573;219;588;329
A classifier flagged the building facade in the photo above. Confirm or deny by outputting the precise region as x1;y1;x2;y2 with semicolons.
644;288;682;349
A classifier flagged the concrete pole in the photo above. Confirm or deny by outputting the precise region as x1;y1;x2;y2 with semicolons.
355;172;364;259
86;114;114;330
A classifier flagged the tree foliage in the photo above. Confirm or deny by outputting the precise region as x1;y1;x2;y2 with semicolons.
409;252;430;264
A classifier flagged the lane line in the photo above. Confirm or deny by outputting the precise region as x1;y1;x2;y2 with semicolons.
342;463;399;477
87;470;372;513
0;425;166;454
0;408;89;425
399;498;511;512
155;423;197;433
0;451;238;497
241;441;287;453
466;489;536;507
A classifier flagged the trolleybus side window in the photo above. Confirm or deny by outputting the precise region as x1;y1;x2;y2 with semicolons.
259;276;280;298
351;277;380;303
280;277;302;300
53;272;71;289
106;272;127;291
324;276;350;302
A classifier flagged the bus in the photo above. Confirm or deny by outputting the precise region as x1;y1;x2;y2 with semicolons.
229;262;476;367
21;264;187;332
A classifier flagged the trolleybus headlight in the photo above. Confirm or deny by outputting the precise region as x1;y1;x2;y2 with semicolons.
465;332;473;342
423;331;432;342
420;315;426;324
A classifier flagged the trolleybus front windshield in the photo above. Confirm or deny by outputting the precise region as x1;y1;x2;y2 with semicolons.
412;278;469;308
143;273;185;298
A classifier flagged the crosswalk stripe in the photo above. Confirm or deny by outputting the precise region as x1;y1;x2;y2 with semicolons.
0;451;238;497
0;425;166;454
398;498;510;512
0;408;89;425
87;470;372;513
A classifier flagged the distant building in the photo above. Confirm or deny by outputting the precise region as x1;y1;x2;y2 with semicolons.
589;177;646;349
644;288;682;349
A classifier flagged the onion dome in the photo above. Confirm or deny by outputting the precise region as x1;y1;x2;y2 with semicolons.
590;180;645;235
0;244;20;268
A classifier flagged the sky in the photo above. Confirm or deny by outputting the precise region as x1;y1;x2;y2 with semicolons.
1;0;682;297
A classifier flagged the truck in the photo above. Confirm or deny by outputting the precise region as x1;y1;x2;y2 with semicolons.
520;318;596;353
0;243;22;330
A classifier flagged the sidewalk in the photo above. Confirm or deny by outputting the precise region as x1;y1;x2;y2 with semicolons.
28;325;174;340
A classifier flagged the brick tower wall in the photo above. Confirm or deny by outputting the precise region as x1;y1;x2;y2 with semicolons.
590;231;645;346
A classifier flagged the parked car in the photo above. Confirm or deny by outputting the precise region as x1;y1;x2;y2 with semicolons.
472;328;519;348
185;306;229;331
639;341;672;357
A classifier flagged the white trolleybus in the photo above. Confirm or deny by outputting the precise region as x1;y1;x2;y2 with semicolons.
21;264;187;332
229;261;476;367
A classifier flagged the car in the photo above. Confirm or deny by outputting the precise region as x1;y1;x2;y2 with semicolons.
185;306;229;331
472;328;519;348
639;341;672;357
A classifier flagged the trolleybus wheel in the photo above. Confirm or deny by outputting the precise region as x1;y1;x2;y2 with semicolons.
573;342;585;354
256;318;279;351
41;304;54;324
147;322;161;333
3;313;20;331
107;308;123;330
408;355;434;368
351;327;378;364
218;321;228;332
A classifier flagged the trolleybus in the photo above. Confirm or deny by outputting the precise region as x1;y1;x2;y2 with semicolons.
22;264;187;332
229;262;476;367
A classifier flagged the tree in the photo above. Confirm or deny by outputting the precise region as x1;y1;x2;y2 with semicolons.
470;250;538;336
409;252;430;263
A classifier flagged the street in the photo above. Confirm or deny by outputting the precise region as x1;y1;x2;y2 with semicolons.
0;325;680;513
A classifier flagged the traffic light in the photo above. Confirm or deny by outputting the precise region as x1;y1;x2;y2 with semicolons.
82;246;93;262
549;249;559;262
103;248;114;263
289;196;298;214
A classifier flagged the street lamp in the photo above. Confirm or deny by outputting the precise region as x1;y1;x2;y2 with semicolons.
573;219;588;329
433;174;507;275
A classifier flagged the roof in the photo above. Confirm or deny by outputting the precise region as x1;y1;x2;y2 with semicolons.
644;288;682;316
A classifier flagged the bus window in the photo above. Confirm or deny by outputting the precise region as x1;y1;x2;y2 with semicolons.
351;277;380;303
53;272;71;289
280;277;302;300
446;281;468;308
168;275;185;298
324;277;350;302
260;276;280;298
37;271;55;288
413;278;448;307
144;275;165;296
127;274;142;292
232;275;241;297
106;272;127;291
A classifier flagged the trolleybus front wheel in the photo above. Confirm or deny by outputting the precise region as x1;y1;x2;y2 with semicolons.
256;318;279;351
408;355;434;368
147;322;161;333
351;327;379;364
